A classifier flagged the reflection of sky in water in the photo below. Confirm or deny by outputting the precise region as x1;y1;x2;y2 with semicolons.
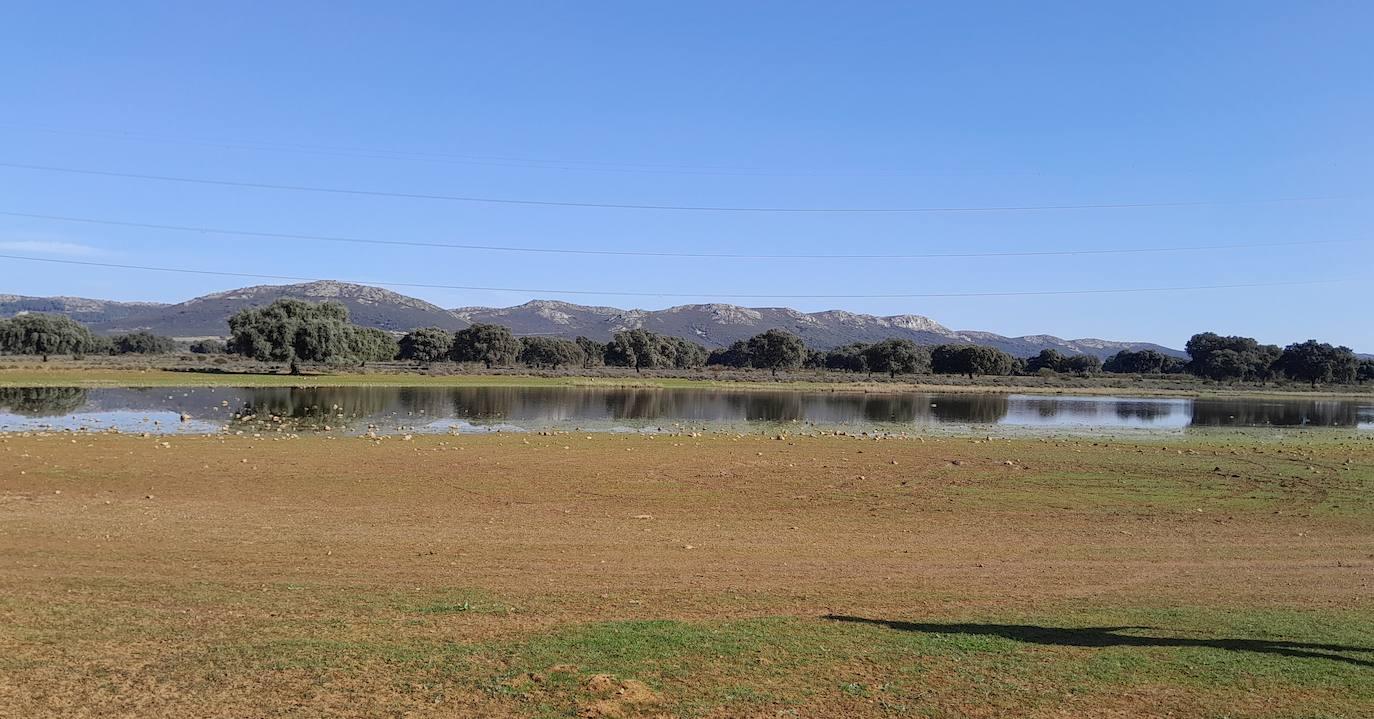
1001;395;1190;427
0;386;1369;435
419;419;527;434
0;410;223;434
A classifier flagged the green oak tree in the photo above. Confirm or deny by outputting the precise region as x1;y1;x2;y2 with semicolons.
746;329;806;376
1024;349;1066;374
931;344;1015;377
450;323;520;368
706;340;752;368
1061;354;1102;375
518;336;585;369
604;329;664;372
1276;340;1359;387
398;327;454;364
346;326;399;365
111;331;176;355
822;342;870;373
861;338;929;378
660;335;708;369
226;299;355;374
1357;359;1374;384
574;336;605;368
1184;332;1280;382
1102;349;1183;374
0;313;98;361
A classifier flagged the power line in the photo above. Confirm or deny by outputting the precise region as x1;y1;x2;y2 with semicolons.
0;209;1358;260
0;161;1338;214
0;253;1349;300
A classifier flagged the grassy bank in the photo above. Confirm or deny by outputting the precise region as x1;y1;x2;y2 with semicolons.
2;357;1371;399
3;432;1371;717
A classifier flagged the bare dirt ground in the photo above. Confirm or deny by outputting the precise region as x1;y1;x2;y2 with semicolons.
2;431;1372;717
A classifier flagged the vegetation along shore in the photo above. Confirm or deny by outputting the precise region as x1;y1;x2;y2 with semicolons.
2;298;1370;398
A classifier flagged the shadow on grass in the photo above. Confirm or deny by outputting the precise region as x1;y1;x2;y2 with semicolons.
164;367;284;376
824;615;1374;668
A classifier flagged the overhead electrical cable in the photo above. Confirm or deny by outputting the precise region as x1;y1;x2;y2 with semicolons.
0;209;1357;260
0;161;1338;214
0;253;1349;300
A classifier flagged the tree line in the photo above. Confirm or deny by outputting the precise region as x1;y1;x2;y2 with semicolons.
0;313;181;360
1094;334;1371;386
2;301;1370;386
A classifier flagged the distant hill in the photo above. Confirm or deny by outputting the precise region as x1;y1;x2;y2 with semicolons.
3;281;1186;358
0;294;167;327
453;300;1185;358
71;281;467;338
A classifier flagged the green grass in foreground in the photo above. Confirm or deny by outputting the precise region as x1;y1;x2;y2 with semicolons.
9;581;1371;717
483;609;1374;717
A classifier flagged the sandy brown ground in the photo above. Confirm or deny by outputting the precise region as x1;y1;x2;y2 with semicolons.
2;430;1372;717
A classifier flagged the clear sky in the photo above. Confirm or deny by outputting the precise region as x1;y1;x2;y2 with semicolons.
1;2;1370;351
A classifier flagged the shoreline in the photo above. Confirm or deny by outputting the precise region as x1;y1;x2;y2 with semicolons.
1;364;1372;400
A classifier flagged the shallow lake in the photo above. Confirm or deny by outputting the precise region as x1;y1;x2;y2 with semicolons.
1;385;1370;435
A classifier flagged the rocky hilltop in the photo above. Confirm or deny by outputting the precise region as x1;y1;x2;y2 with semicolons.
2;281;1185;357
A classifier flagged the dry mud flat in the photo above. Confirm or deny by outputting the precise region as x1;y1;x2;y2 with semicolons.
2;431;1372;718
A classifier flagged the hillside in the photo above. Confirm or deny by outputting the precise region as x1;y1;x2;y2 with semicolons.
0;294;167;327
453;300;1184;358
87;282;468;337
2;281;1184;358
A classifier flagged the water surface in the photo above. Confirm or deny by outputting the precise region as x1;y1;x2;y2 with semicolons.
1;386;1370;436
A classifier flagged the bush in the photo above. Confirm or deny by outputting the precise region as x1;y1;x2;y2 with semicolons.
112;331;177;354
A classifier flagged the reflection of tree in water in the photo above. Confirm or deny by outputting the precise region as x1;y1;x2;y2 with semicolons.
722;393;807;422
0;387;89;417
232;387;407;430
450;388;824;424
930;395;1009;423
182;386;1374;433
449;387;518;419
450;387;623;422
1191;399;1362;427
392;387;453;418
856;395;922;423
605;390;672;420
1115;402;1171;422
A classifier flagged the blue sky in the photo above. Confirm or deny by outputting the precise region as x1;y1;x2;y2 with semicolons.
1;2;1370;350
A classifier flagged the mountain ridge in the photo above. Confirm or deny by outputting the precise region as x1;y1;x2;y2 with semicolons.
1;280;1187;358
